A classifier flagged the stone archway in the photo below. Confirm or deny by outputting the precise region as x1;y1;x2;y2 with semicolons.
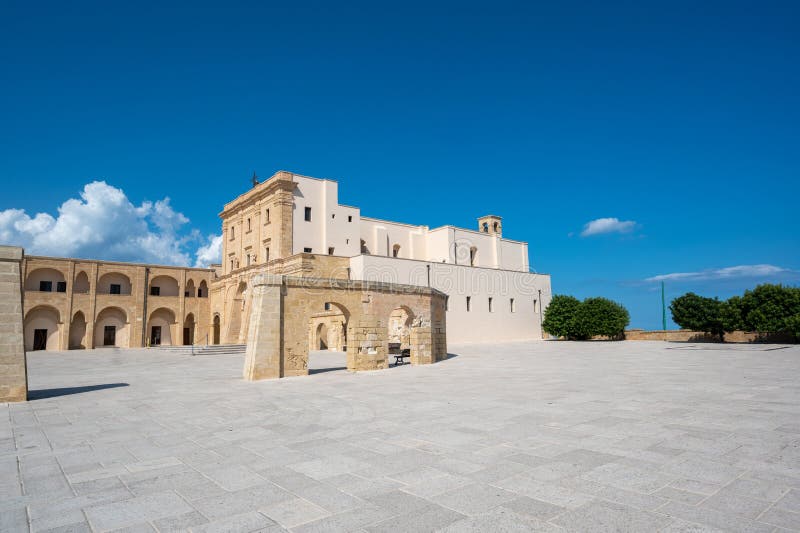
95;307;129;348
69;311;87;349
213;314;221;344
24;306;61;351
184;313;196;345
225;282;247;344
388;306;414;349
148;307;176;346
316;323;328;350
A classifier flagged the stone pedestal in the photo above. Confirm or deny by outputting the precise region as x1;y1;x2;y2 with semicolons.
243;274;283;381
0;246;27;402
410;325;448;366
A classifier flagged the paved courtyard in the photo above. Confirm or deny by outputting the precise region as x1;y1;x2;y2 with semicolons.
2;341;800;532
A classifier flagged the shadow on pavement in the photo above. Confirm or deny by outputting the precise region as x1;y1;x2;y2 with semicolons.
28;383;129;400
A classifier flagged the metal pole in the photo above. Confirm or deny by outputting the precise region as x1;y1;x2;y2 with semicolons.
661;281;667;332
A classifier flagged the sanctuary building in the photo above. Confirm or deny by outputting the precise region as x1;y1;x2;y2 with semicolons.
18;170;551;355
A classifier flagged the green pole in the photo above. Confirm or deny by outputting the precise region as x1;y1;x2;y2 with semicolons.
661;281;667;331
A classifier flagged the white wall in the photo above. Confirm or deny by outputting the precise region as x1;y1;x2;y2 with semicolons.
350;255;551;344
292;176;360;256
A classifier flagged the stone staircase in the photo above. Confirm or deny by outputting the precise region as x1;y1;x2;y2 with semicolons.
149;344;246;356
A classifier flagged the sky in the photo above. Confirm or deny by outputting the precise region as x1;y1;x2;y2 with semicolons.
1;1;798;329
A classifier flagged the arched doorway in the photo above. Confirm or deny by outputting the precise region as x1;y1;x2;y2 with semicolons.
212;314;221;345
24;306;61;351
316;322;329;350
226;282;247;344
95;307;129;348
388;306;414;348
183;313;195;345
148;308;176;346
69;311;87;349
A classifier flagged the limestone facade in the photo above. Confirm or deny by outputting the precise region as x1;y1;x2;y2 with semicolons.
0;246;27;402
21;256;214;350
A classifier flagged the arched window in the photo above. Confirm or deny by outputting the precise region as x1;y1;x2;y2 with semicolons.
360;240;369;254
392;244;400;258
482;222;489;233
493;222;499;232
265;208;270;223
469;246;477;267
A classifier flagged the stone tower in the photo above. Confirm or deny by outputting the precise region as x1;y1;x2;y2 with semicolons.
477;215;502;237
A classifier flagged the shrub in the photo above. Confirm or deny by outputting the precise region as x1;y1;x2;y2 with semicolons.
670;292;725;341
542;295;581;339
542;295;629;340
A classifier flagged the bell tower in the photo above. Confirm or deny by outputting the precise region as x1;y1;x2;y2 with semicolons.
477;215;502;237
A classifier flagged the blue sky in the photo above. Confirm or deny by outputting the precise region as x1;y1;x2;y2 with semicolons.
1;1;798;329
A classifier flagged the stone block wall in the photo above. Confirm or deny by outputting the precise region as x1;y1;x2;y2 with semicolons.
0;246;27;402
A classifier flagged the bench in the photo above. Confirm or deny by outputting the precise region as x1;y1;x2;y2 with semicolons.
388;343;411;366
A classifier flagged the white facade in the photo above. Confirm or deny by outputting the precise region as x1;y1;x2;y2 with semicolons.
290;175;552;343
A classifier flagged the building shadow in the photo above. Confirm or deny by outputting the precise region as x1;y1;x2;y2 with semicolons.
28;383;129;400
308;367;347;375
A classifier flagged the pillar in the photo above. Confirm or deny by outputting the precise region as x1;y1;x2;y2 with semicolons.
0;246;27;402
243;274;283;381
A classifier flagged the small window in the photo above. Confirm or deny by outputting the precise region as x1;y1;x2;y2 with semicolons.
265;209;270;223
304;207;312;221
197;288;203;297
470;247;477;266
184;291;190;297
392;244;400;258
328;247;334;255
488;297;493;312
56;281;67;293
247;218;251;231
510;298;515;312
230;226;235;240
304;247;312;253
482;222;489;232
39;281;52;292
264;247;270;262
110;284;121;295
348;215;353;222
331;213;335;219
324;302;331;311
150;286;160;296
246;253;251;266
466;296;471;312
230;259;235;271
533;299;538;313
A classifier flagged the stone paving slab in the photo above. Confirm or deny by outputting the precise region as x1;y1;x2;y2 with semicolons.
1;341;798;532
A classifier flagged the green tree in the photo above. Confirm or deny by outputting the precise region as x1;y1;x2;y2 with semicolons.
571;297;630;340
669;292;725;341
720;296;744;333
738;284;800;334
542;295;581;339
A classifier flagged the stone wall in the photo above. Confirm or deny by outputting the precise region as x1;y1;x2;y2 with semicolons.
625;329;796;343
0;246;27;402
244;274;447;380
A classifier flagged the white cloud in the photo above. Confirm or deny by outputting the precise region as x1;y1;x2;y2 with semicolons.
645;264;794;283
0;181;213;267
194;234;222;267
580;217;637;237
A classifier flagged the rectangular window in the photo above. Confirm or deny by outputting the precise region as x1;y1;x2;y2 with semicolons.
265;247;270;262
184;291;190;297
488;297;493;312
510;298;515;313
304;247;312;253
466;296;471;312
150;286;160;296
348;215;353;222
110;284;121;295
246;254;251;266
197;288;203;297
247;218;251;231
56;281;67;293
304;207;312;221
230;226;235;240
533;299;538;313
324;302;331;311
328;247;335;255
39;281;52;292
265;209;270;223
